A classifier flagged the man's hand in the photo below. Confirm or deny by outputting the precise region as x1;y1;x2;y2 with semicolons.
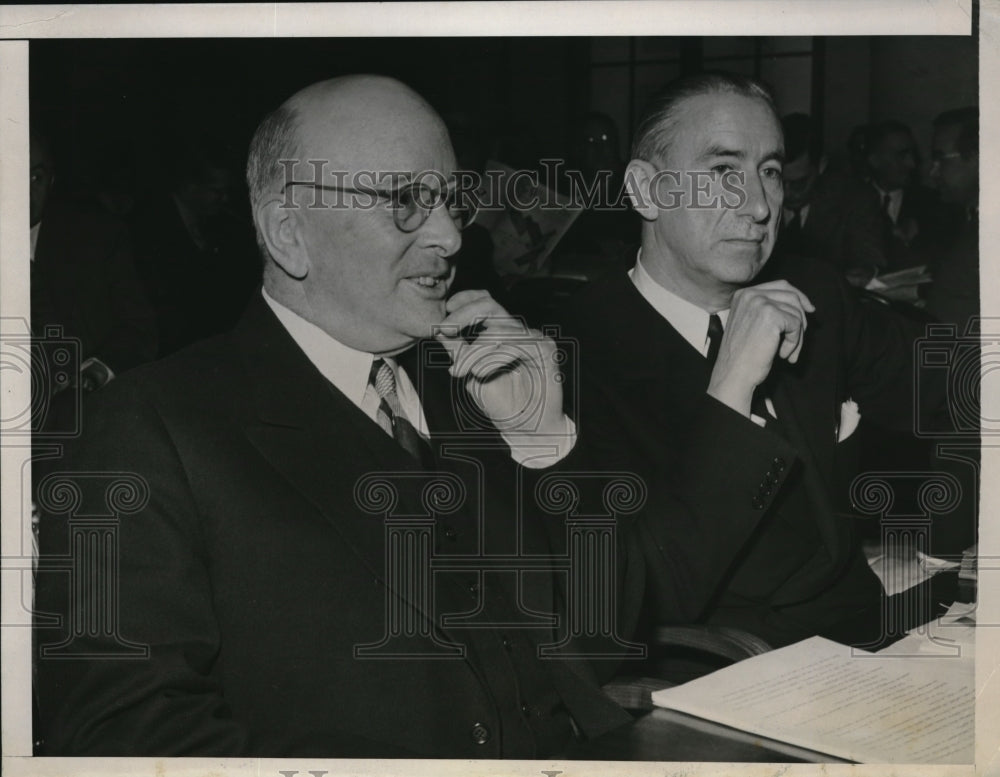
434;290;567;438
707;281;815;417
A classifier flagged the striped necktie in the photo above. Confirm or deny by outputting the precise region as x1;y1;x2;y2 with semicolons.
369;358;426;462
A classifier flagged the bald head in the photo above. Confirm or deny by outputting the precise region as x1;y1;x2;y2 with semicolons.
247;75;464;353
248;76;447;211
303;76;450;177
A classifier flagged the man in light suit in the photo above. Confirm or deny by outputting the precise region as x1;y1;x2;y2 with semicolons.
560;73;953;651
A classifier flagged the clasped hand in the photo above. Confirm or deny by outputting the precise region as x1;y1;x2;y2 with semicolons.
707;280;815;417
434;290;566;437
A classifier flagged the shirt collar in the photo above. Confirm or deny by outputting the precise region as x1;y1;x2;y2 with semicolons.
783;203;810;226
262;287;374;409
871;182;903;202
629;251;729;356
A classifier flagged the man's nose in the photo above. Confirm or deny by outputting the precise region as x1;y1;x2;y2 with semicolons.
737;171;771;223
420;203;462;256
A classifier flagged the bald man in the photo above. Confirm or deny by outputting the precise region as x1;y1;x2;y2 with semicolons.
34;76;634;757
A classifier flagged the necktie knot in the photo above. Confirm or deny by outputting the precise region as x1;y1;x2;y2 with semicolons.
706;313;724;365
370;358;398;402
368;358;427;463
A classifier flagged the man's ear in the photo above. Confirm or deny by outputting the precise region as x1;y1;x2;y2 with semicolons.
255;194;309;280
624;159;659;222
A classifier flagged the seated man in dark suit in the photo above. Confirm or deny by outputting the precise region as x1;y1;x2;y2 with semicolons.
130;134;261;357
774;112;885;286
925;106;978;333
864;120;957;272
35;74;625;758
921;106;980;556
560;73;952;651
29;133;157;397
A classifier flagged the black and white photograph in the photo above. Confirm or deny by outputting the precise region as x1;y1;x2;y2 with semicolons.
0;2;996;775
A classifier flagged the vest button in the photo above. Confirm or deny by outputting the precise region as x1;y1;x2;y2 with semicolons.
470;722;491;745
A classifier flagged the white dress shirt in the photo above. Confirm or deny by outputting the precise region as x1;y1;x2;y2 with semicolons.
629;254;774;425
630;257;730;357
262;289;572;467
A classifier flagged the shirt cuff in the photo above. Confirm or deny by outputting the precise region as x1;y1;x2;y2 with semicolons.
81;357;115;385
503;415;578;469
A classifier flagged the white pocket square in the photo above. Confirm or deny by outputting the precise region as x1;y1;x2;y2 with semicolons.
837;399;861;442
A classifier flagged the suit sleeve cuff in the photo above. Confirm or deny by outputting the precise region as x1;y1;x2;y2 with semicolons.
675;394;798;515
504;415;578;469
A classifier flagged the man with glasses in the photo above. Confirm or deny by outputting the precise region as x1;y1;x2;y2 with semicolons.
35;75;633;757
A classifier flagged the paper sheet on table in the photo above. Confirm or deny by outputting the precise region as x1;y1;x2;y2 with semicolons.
876;601;976;657
651;635;973;764
866;264;932;291
865;546;960;596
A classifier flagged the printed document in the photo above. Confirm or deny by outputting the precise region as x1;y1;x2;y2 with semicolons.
651;635;973;763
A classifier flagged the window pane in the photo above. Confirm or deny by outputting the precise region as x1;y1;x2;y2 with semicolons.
633;62;682;124
590;66;631;159
703;37;756;59
710;57;756;77
634;37;682;61
762;36;813;54
760;55;812;115
591;37;630;63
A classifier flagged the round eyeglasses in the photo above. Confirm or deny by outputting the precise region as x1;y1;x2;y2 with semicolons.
282;178;478;233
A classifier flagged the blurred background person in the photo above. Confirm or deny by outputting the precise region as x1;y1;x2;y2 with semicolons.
864;120;954;271
30;131;156;397
131;133;260;357
774;112;884;286
924;106;979;333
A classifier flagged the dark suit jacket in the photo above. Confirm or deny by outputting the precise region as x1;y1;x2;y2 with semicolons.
32;197;157;374
775;171;885;274
34;294;638;758
926;213;979;332
130;195;260;357
879;184;960;272
559;255;932;648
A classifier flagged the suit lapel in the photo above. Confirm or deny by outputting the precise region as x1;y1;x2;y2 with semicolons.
233;298;447;622
590;272;711;422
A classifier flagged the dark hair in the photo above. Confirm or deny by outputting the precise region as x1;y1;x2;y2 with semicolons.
865;120;913;155
632;72;778;163
933;107;978;158
781;112;820;164
245;102;301;261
